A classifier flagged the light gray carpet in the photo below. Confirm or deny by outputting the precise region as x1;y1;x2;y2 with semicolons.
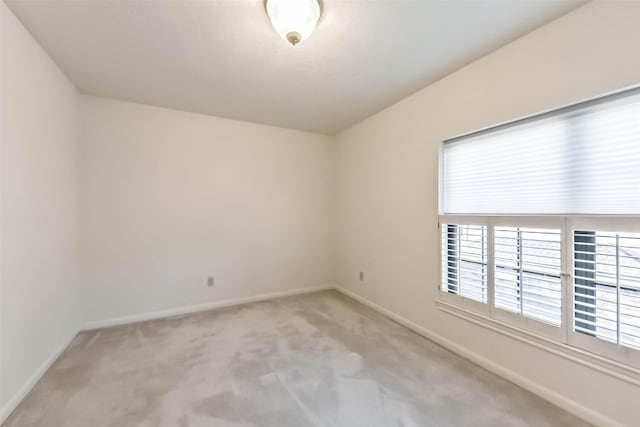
4;290;589;427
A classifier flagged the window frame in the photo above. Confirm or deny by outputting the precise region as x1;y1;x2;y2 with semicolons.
438;214;640;369
437;85;640;373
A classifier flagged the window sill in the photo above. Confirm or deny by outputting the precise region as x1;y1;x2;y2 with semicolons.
435;298;640;387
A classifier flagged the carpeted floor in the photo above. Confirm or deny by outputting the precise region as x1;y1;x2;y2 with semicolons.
4;290;589;427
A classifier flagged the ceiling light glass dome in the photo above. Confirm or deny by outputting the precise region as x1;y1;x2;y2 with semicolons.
265;0;322;46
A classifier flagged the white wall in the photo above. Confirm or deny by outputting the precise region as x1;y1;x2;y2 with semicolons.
79;96;335;324
335;2;640;426
0;0;80;418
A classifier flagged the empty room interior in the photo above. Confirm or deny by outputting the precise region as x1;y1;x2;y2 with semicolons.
1;0;640;426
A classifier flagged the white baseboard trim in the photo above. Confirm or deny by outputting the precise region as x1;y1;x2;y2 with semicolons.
82;285;335;331
3;285;618;426
334;286;621;427
0;329;79;425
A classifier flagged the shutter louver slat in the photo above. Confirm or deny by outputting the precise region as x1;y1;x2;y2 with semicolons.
441;224;487;303
574;230;640;351
494;227;562;326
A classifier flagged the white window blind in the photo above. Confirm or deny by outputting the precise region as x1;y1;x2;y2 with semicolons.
494;227;562;326
441;224;487;303
442;88;640;215
574;230;640;351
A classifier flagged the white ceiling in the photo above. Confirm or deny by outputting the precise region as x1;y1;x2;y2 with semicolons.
6;0;583;134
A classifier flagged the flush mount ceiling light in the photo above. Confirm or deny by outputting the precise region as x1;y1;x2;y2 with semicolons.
265;0;322;46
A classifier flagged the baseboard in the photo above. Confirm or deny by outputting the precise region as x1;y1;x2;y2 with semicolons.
3;285;615;426
82;285;335;331
334;286;621;427
0;329;79;425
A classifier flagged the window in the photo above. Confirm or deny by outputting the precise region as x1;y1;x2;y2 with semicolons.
574;230;640;351
494;227;562;326
439;86;640;368
441;224;487;303
441;88;640;215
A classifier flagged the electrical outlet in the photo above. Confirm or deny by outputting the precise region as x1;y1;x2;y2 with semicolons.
359;271;364;282
207;277;215;287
